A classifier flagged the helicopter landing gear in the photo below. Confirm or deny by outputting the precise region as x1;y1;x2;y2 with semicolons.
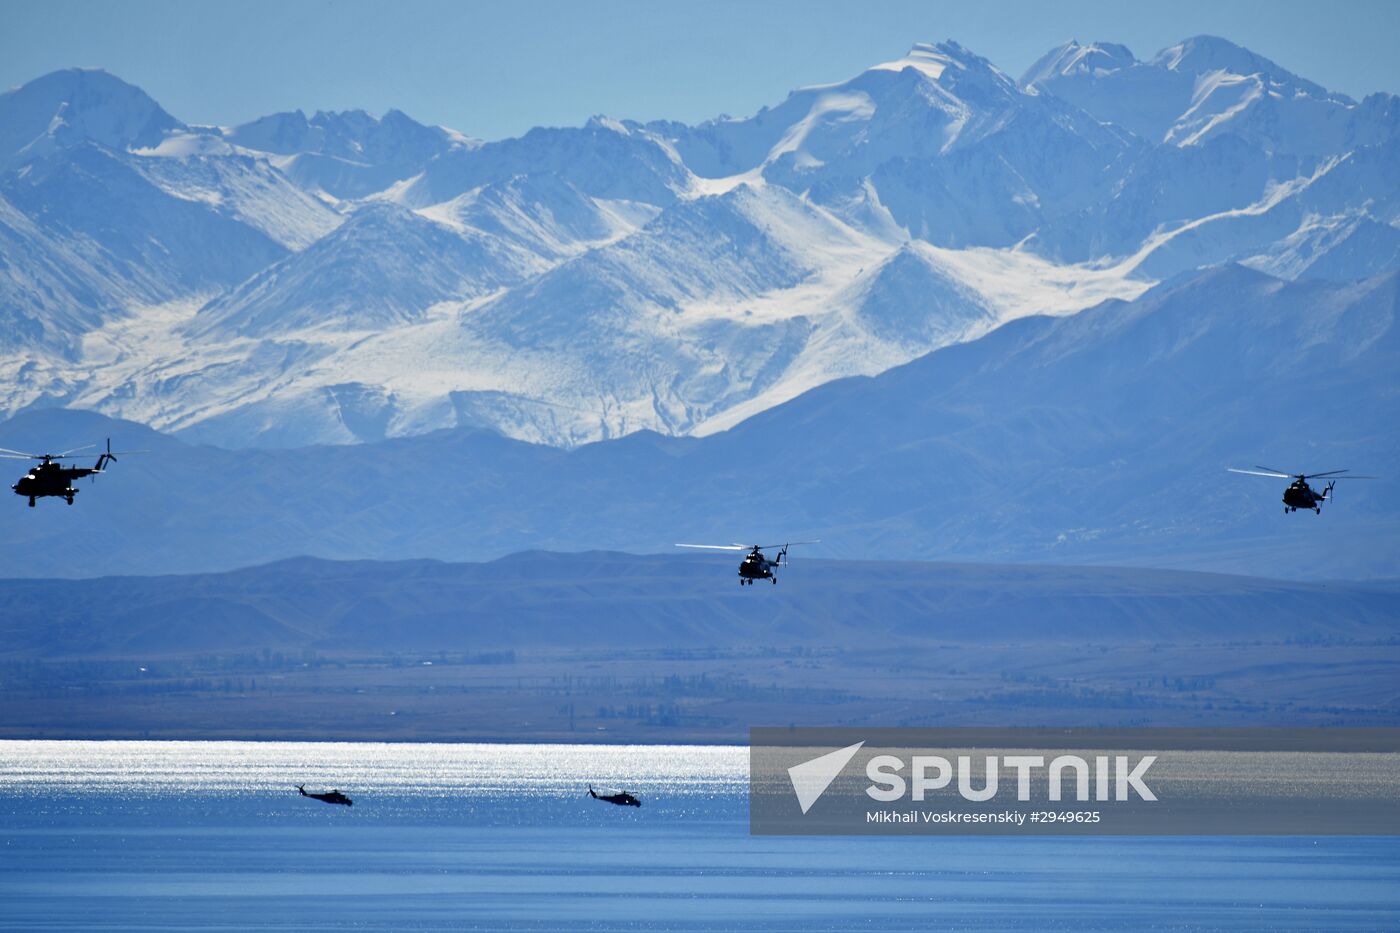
65;495;74;505
771;577;777;585
1315;507;1321;514
28;497;35;508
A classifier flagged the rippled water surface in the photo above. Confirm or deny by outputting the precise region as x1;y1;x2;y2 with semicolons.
1;741;1397;931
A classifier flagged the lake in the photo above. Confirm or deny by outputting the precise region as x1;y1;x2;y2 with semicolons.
1;741;1397;931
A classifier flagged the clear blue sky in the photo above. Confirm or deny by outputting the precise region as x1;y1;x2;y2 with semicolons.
4;0;1398;140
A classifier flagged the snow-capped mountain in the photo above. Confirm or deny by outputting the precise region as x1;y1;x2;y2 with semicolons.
0;68;183;170
390;116;692;210
648;40;1137;265
190;202;526;337
2;37;1398;449
1022;35;1400;266
1022;35;1357;155
0;143;289;354
225;107;465;200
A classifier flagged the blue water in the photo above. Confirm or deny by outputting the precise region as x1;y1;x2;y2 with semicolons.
1;742;1397;931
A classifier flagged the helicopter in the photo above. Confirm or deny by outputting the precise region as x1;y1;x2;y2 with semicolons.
588;785;641;807
675;541;818;585
297;785;353;807
3;438;140;507
1227;466;1374;513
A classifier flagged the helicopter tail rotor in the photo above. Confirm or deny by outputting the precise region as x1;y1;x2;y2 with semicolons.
93;439;147;473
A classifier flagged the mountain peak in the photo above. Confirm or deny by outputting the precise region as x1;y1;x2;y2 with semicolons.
1154;35;1251;72
1021;39;1137;87
584;114;633;135
863;39;1021;109
1152;35;1343;101
871;40;1005;83
0;68;183;169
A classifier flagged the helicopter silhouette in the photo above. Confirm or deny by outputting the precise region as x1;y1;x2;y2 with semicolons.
1228;466;1374;513
297;785;353;806
675;541;818;585
588;785;641;807
3;439;142;507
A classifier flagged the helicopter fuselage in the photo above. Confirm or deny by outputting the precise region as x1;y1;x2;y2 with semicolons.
11;460;96;506
740;554;773;579
1282;480;1325;513
738;549;782;584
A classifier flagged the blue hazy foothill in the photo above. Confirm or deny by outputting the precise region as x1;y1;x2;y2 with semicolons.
3;552;1397;656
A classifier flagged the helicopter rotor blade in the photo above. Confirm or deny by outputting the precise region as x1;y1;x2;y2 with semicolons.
1228;468;1292;478
676;544;749;551
55;444;95;458
1300;469;1351;479
0;447;42;458
0;453;84;461
1253;466;1298;477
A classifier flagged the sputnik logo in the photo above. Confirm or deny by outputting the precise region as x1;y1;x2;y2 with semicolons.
787;741;865;814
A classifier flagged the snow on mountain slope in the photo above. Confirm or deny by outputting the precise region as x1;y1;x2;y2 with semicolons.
37;181;1145;448
0;145;288;337
3;36;1398;450
188;202;528;337
661;41;1131;224
1022;37;1400;276
1111;137;1400;280
465;184;844;345
127;140;343;249
418;172;659;263
695;238;1151;436
837;46;1129;248
391;117;690;209
0;190;128;355
0;69;184;170
150;184;895;446
663;42;1024;178
429;185;1140;446
1023;35;1373;159
1243;213;1400;282
225;108;465;200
